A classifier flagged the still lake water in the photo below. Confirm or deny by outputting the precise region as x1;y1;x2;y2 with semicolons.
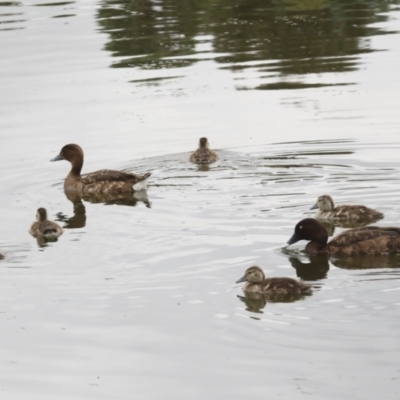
1;0;400;398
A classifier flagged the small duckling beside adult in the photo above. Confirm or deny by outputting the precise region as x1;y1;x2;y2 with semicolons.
29;208;63;241
51;144;151;194
236;266;312;297
285;218;400;256
189;137;218;164
311;194;383;221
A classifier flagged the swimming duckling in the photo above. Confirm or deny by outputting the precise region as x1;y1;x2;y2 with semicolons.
29;208;63;240
189;137;218;164
311;194;383;221
285;218;400;256
236;266;312;296
51;144;151;194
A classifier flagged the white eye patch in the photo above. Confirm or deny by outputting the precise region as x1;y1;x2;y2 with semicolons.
299;225;303;229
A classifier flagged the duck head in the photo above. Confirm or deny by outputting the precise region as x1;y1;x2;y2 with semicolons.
51;144;84;175
310;195;334;211
236;266;265;284
36;207;48;222
199;137;209;148
285;218;329;254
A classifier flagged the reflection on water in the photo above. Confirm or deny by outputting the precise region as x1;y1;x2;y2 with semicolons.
289;256;330;280
64;188;151;208
56;199;87;229
96;0;398;89
237;289;310;313
332;254;400;269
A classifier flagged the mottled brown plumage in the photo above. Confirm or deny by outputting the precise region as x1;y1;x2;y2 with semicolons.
286;218;400;256
189;137;218;164
29;208;63;240
51;144;151;194
311;194;383;221
236;266;312;296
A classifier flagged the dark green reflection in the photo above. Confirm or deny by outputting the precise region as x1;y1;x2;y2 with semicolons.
97;0;398;89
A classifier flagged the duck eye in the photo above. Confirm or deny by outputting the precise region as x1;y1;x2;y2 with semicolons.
299;225;303;229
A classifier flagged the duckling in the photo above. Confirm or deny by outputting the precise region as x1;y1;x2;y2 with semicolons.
285;218;400;256
29;208;63;240
51;144;151;194
236;266;312;296
189;137;218;164
311;194;383;221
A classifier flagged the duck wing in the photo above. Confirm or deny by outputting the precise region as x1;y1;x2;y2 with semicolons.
327;226;400;256
82;169;149;184
333;205;384;220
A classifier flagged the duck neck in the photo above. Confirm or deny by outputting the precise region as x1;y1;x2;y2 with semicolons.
69;158;83;178
306;239;327;254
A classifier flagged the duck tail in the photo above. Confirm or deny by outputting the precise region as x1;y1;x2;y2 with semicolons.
133;172;151;191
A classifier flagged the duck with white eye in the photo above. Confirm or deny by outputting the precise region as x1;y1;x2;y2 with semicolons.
311;194;383;221
189;137;218;165
285;218;400;256
51;144;151;194
29;208;63;240
236;266;312;296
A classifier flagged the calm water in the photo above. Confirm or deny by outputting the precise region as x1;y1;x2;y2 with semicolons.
1;1;400;399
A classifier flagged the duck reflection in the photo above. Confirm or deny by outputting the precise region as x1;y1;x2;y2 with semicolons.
237;291;309;313
56;199;87;229
331;254;400;270
289;256;330;280
64;189;151;208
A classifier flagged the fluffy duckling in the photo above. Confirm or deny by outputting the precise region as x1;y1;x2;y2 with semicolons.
189;137;218;164
311;194;383;221
29;208;63;240
236;266;312;296
51;144;151;194
285;218;400;256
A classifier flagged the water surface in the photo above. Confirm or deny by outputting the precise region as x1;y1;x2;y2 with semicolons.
1;1;400;399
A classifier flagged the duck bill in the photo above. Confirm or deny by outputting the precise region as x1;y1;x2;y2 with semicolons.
310;203;318;210
285;232;301;247
50;154;64;162
236;275;248;284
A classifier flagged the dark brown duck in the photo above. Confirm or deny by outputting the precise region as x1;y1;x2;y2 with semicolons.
236;266;312;295
51;144;151;194
285;218;400;256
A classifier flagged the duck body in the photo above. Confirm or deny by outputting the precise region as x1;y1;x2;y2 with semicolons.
51;144;151;194
286;218;400;256
29;208;63;240
236;266;312;296
189;137;218;164
311;195;383;221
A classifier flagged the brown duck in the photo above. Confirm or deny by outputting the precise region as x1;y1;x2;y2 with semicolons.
189;137;218;164
236;266;312;296
51;144;151;194
285;218;400;256
29;208;63;240
311;194;383;221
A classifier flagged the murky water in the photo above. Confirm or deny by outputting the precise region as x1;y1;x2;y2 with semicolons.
1;1;400;399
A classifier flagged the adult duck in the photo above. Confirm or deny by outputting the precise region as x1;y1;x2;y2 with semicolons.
51;144;150;193
29;208;63;240
236;266;312;295
311;194;383;221
189;137;218;164
285;218;400;256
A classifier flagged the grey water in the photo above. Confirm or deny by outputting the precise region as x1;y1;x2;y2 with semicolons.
1;1;400;399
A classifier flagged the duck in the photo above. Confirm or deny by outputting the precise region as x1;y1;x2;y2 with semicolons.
51;144;151;194
310;194;383;221
236;266;312;296
189;137;218;164
29;208;63;240
285;218;400;256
